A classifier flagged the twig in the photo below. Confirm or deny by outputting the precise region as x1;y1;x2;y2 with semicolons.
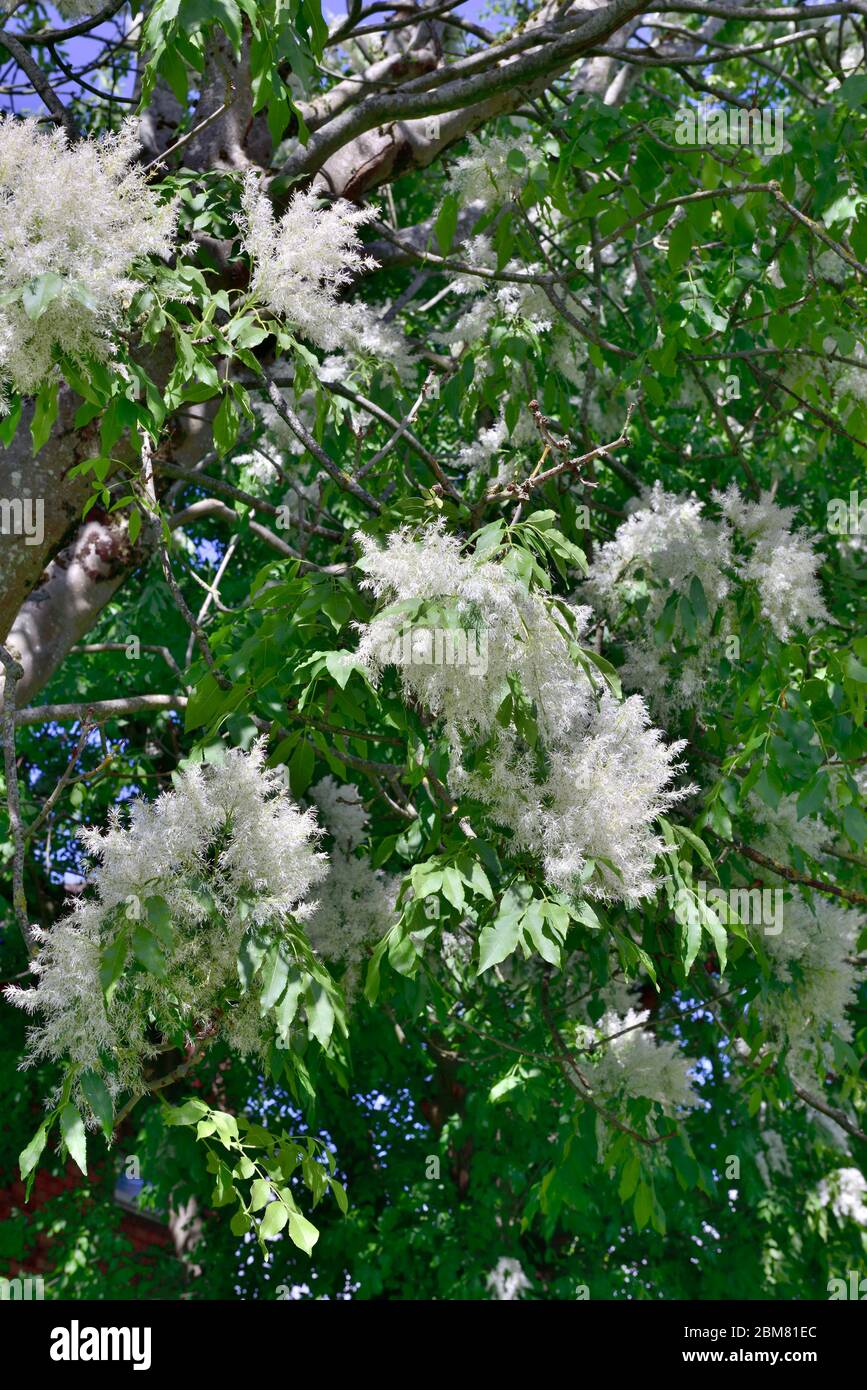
265;378;382;513
322;375;461;499
113;1023;220;1132
185;533;239;668
73;642;182;679
160;540;232;691
13;0;126;44
715;836;867;907
792;1083;867;1145
0;28;76;138
143;95;235;173
14;695;187;727
24;720;93;845
540;972;676;1147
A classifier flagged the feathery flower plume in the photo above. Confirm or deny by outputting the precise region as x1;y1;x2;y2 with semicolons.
485;1256;532;1300
239;175;377;352
817;1167;867;1226
715;484;829;640
586;483;829;714
355;523;690;903
581;1007;700;1115
0;116;175;407
306;778;400;982
447;133;533;209
6;741;327;1113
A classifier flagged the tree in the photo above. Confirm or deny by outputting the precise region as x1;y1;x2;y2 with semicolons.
0;0;865;1301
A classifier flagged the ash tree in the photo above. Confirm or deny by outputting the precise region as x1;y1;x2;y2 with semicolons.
0;0;865;1301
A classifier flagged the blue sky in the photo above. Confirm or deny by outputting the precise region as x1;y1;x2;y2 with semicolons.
1;2;511;116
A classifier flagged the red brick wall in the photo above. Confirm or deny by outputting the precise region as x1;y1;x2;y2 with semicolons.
0;1162;173;1283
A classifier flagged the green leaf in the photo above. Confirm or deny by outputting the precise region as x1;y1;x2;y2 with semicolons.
688;575;709;624
213;392;240;455
260;942;290;1011
99;931;129;999
672;823;718;878
19;1119;50;1181
30;380;59;455
259;1200;289;1238
60;1104;88;1176
676;889;703;974
287;1206;319;1255
23;271;66;322
668;220;692;271
435;193;459;255
212;1161;235;1207
845;652;867;683
364;931;390;1004
210;1111;239;1147
230;1208;251;1236
477;884;532;973
238;930;267;990
522;898;560;965
837;73;867;106
276;973;304;1040
250;1178;273;1212
634;1180;653;1230
619;1153;641;1202
80;1070;114;1139
132;924;167;977
575;645;622;699
0;395;22;446
441;866;465;912
289;740;315;796
163;1098;209;1125
305;979;335;1048
145;895;174;946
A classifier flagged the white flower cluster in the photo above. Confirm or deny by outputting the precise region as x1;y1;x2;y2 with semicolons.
6;741;326;1107
355;523;690;903
586;483;828;714
580;1008;700;1116
760;893;862;1081
437;238;552;350
455;413;510;483
435;234;628;486
240;177;375;348
240;176;415;381
306;777;399;978
734;799;863;1097
485;1256;532;1300
748;791;831;865
715;485;829;640
817;1167;867;1227
447;132;533;210
590;483;732;615
0;117;175;408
